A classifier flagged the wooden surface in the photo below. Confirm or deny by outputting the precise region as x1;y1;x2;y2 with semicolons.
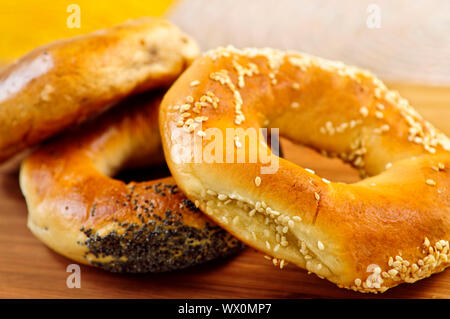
0;83;449;299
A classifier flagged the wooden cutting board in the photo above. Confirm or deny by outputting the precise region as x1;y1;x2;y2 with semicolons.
0;83;449;299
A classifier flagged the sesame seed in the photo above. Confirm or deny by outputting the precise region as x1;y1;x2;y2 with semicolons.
293;216;302;222
374;87;382;98
280;259;285;269
438;162;445;170
354;278;362;287
264;255;272;260
190;80;200;87
360;107;369;117
322;178;331;184
254;176;261;187
317;240;325;250
206;189;217;196
376;103;385;110
274;244;280;252
375;111;384;119
218;194;228;200
194;116;208;122
305;168;315;174
265;241;271;250
314;192;320;201
348;120;356;128
385;162;392;169
291;102;299;109
388;269;398;277
292;82;300;90
270;210;280;216
426;179;436;186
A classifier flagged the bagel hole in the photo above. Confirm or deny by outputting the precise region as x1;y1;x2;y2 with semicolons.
113;163;172;184
279;138;361;183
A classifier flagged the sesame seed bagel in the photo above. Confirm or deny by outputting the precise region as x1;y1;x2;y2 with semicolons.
159;46;450;292
0;17;199;164
20;92;242;273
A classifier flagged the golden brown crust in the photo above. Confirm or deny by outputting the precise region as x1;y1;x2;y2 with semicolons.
20;92;242;273
0;17;199;163
159;46;450;292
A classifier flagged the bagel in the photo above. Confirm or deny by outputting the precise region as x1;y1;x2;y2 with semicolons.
0;17;198;164
20;91;242;273
159;46;450;292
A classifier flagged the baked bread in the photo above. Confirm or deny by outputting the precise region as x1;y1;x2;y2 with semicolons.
0;17;198;163
159;46;450;292
20;91;242;272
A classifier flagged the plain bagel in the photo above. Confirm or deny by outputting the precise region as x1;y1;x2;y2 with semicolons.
159;46;450;292
0;17;198;163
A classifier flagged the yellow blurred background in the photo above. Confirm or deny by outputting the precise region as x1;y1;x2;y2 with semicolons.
0;0;175;62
